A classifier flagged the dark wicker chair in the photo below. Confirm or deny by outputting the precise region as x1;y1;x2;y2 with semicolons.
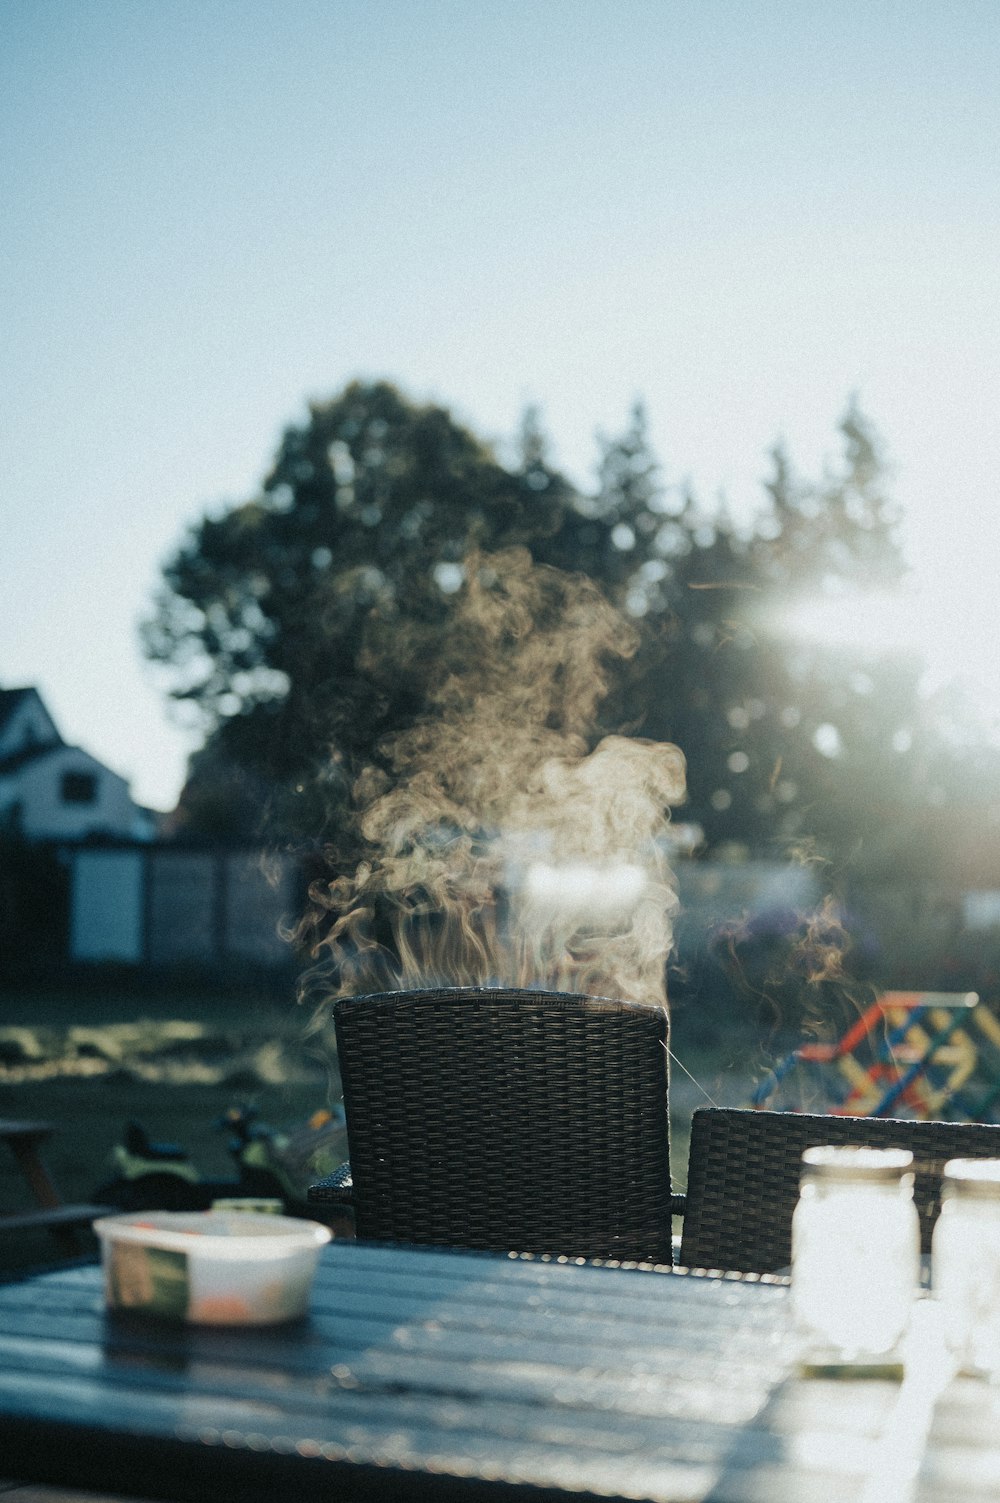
678;1106;1000;1274
308;987;676;1263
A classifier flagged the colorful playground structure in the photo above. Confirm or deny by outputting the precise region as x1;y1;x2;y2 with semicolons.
751;991;1000;1120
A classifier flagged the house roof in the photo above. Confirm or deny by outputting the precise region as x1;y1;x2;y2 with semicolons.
0;742;108;779
0;688;36;734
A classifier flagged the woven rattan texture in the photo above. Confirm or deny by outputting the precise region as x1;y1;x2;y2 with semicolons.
321;987;673;1263
680;1106;1000;1274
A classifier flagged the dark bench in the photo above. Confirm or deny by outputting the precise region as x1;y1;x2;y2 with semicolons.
1;1119;110;1256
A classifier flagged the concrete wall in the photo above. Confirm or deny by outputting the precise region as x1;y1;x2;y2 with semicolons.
70;848;145;962
674;859;821;937
68;845;299;970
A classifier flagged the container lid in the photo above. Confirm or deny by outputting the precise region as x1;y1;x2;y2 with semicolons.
942;1158;1000;1198
93;1209;332;1256
800;1145;914;1182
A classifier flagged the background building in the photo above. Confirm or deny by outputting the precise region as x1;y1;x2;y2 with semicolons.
0;688;156;843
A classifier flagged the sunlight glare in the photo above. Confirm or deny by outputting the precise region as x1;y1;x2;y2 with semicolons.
776;583;1000;732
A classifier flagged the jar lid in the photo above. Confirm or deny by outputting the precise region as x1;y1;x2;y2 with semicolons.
801;1145;914;1182
942;1158;1000;1198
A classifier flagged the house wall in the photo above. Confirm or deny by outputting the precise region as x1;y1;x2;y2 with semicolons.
6;747;144;842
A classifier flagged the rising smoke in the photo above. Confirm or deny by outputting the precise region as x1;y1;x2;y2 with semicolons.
299;548;686;1017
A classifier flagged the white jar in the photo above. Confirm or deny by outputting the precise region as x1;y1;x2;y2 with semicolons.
932;1157;1000;1378
792;1145;920;1372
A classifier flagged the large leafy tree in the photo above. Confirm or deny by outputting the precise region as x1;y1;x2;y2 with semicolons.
620;403;926;861
145;382;626;840
578;398;944;867
147;380;938;873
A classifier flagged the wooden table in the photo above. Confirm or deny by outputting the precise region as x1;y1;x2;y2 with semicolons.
0;1239;992;1503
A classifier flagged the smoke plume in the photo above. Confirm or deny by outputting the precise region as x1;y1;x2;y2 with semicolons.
300;548;686;1016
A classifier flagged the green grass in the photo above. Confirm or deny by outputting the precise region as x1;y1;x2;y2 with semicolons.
0;975;313;1033
0;977;342;1273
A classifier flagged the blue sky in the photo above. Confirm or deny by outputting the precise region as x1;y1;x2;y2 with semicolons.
3;0;999;809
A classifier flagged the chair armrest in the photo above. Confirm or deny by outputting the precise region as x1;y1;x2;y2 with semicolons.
670;1192;686;1218
307;1161;353;1207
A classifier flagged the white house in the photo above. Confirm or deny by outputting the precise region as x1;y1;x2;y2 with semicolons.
0;686;156;842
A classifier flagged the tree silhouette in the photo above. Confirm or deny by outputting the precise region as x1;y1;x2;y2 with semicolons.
146;382;624;841
147;380;940;873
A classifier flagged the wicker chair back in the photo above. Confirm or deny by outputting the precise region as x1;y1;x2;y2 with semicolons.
680;1106;1000;1274
320;987;674;1262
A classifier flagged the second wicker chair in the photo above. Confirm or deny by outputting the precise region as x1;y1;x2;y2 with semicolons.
679;1106;1000;1274
308;987;676;1263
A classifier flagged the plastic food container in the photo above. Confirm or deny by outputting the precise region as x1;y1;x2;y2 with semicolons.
94;1209;331;1325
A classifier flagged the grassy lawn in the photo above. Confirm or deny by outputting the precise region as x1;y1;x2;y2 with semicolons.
0;974;316;1033
0;976;342;1273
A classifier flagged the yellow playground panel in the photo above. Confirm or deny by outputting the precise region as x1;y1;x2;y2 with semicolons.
751;991;1000;1119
